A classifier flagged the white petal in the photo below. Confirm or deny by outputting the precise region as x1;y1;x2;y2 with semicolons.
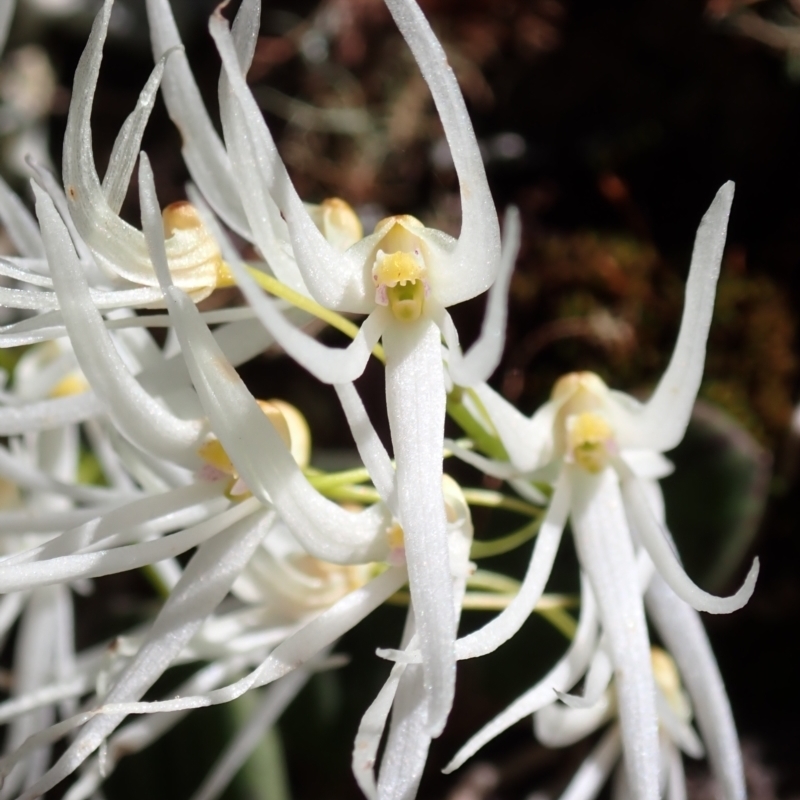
570;467;659;800
101;56;168;214
88;567;409;718
353;662;406;800
215;0;307;293
454;469;570;660
34;184;206;467
376;665;430;800
619;449;674;480
473;382;561;473
209;11;371;312
620;470;758;614
534;695;613;747
654;692;704;759
383;320;454;736
444;573;598;773
0;498;255;593
382;0;501;306
0;175;44;257
0;393;103;436
154;281;391;564
439;207;521;385
558;725;622;800
646;574;745;800
556;643;613;709
144;0;250;237
613;183;734;452
16;510;275;799
62;1;220;293
192;193;387;384
189;668;310;800
666;742;687;800
335;382;397;511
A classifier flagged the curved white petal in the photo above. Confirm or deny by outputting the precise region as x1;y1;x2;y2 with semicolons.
473;383;561;473
383;320;454;736
612;183;734;452
0;393;103;436
620;471;758;614
63;0;220;293
16;510;274;800
34;185;206;467
335;382;396;511
655;691;705;759
101;55;167;215
534;694;613;747
82;567;408;720
0;175;44;257
0;499;256;593
214;0;307;292
376;664;430;800
353;660;406;800
138;156;392;563
382;0;501;306
209;11;371;312
145;0;250;237
440;207;521;386
646;574;745;800
190;190;386;384
444;574;598;773
189;668;310;800
570;467;659;800
454;469;570;660
556;642;613;709
559;725;622;800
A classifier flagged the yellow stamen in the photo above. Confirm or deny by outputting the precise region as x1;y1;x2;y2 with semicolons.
373;251;425;288
651;646;692;720
49;373;89;398
387;521;405;551
566;412;614;472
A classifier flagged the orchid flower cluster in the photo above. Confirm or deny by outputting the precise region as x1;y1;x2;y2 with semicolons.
0;0;759;798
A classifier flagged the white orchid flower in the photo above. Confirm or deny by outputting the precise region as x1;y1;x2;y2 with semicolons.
201;0;520;738
388;182;756;800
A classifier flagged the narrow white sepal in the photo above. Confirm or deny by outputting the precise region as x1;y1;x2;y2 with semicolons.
382;0;501;306
334;382;397;512
444;573;598;773
621;471;758;614
34;184;205;467
558;725;622;800
570;467;660;800
646;573;745;800
144;0;250;237
441;207;521;386
614;182;734;452
455;469;570;660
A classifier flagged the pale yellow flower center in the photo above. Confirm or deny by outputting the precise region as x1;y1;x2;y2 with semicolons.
566;412;614;473
371;218;429;323
651;646;692;721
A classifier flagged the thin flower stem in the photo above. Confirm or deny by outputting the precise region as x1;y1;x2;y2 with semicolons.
307;467;374;491
461;489;542;517
470;517;542;560
446;389;509;461
242;265;386;363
